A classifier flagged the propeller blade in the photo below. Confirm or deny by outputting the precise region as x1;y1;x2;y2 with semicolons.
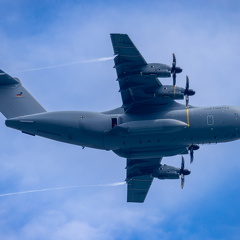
188;145;200;163
190;147;194;164
180;155;185;188
171;53;177;86
180;156;191;188
185;95;189;108
173;72;176;86
181;174;184;189
172;53;176;66
171;54;183;86
186;76;189;91
185;76;190;108
181;156;184;171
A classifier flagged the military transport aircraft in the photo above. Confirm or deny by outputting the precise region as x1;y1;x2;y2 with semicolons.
0;34;239;203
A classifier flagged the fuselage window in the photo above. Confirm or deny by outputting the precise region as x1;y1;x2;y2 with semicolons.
111;118;118;128
207;115;214;125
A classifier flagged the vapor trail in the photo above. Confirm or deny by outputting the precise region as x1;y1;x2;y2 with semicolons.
16;55;116;73
0;182;125;198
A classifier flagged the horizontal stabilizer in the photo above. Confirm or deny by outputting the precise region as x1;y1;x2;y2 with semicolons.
0;70;19;85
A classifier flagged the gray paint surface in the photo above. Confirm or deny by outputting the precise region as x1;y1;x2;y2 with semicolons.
1;34;240;202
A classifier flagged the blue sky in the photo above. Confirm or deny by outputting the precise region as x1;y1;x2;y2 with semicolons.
1;0;240;239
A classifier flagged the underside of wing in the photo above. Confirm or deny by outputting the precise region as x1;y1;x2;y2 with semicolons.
127;175;153;203
118;75;165;112
110;34;175;113
126;158;161;203
110;33;147;73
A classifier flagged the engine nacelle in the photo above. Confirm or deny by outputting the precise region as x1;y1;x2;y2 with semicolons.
139;63;172;78
117;63;173;78
148;85;185;100
149;85;195;100
152;164;190;180
126;163;190;182
152;164;180;180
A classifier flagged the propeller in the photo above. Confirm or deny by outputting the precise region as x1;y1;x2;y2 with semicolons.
180;156;191;189
171;53;182;86
180;156;185;189
190;147;194;164
188;145;200;164
184;76;195;108
184;76;190;108
171;53;177;86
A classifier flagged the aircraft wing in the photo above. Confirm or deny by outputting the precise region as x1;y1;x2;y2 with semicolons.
127;175;153;203
110;34;173;113
126;158;161;203
110;33;147;71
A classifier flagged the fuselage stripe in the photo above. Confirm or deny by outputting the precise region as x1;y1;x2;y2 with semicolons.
186;108;190;127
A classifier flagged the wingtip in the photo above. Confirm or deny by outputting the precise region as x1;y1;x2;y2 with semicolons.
110;33;128;37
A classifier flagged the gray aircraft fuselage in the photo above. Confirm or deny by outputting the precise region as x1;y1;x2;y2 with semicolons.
6;104;240;159
2;33;239;202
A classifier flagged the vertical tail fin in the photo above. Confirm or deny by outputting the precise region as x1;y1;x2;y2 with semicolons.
0;70;46;119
